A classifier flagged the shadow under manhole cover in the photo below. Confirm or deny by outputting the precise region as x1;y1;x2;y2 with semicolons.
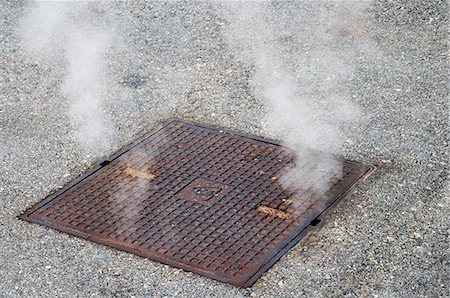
20;119;374;287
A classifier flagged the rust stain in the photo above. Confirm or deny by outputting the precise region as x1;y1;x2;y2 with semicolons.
125;167;155;181
282;199;293;205
257;205;291;220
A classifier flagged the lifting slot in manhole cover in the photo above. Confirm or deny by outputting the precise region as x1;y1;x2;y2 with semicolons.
20;119;374;287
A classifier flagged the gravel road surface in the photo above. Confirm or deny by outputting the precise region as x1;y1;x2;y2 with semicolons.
0;1;448;297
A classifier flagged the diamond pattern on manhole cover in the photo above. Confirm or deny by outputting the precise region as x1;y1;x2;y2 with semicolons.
20;120;374;287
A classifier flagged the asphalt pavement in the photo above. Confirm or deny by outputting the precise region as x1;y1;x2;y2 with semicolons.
0;1;448;297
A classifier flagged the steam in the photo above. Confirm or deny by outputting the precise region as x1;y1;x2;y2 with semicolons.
219;3;366;197
20;2;115;152
62;28;113;150
19;1;368;200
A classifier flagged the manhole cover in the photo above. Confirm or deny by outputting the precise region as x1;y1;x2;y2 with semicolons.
20;120;374;287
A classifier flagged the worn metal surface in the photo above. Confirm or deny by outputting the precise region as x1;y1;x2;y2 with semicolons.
20;120;374;287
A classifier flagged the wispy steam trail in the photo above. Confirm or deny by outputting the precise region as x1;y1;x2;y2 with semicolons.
20;2;115;152
219;2;366;197
62;27;113;151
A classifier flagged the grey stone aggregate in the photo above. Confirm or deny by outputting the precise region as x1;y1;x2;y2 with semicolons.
0;1;448;297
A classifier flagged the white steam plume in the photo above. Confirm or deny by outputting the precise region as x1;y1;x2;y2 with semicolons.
219;2;366;199
20;2;115;152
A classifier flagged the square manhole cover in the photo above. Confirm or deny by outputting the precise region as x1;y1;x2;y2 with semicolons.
20;120;374;287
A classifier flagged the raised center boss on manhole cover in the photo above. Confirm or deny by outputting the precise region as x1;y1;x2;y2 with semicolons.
19;119;374;287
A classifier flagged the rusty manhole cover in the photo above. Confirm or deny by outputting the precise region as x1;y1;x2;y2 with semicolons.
20;120;374;287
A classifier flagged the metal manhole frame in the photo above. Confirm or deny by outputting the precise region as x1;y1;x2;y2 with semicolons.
19;119;375;287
